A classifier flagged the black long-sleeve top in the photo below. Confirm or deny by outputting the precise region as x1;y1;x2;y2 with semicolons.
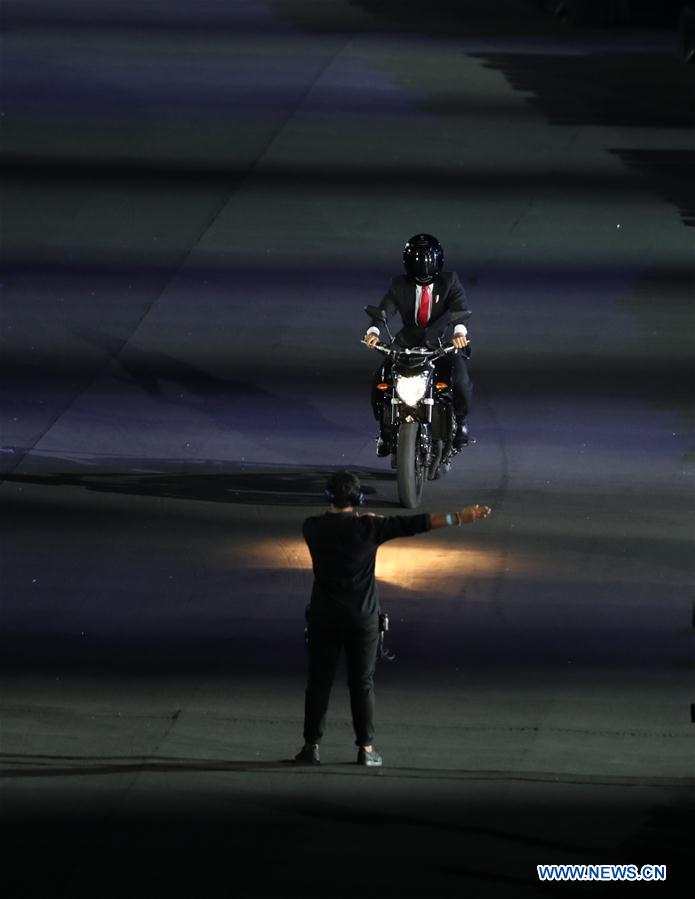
302;512;431;626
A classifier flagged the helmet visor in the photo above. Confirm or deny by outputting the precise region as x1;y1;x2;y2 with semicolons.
405;251;437;284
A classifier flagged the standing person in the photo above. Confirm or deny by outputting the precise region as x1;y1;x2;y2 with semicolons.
295;470;492;767
364;233;473;453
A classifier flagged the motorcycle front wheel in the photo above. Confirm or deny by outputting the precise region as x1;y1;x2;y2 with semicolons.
396;420;425;508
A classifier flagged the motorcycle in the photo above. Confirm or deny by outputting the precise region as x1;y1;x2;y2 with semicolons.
363;305;471;509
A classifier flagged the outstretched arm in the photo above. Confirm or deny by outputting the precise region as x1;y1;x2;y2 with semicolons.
430;505;491;529
370;505;492;544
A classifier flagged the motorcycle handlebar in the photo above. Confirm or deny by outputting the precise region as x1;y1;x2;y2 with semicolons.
360;340;391;355
361;340;457;357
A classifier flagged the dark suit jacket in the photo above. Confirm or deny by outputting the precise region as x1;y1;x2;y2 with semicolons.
373;271;470;348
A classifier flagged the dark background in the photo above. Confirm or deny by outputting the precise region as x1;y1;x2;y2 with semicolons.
1;1;693;896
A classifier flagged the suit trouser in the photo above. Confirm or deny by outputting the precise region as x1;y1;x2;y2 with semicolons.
303;618;380;747
371;353;472;420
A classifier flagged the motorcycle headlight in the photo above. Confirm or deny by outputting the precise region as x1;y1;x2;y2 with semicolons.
395;374;429;406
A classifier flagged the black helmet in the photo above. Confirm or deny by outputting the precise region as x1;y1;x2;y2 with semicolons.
403;233;444;284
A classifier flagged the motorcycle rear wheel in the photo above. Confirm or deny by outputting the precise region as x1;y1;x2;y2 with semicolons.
397;421;425;508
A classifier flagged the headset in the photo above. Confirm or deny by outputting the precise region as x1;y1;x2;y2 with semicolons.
324;471;365;507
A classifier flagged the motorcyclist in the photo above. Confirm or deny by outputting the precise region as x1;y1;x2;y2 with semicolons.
363;234;473;454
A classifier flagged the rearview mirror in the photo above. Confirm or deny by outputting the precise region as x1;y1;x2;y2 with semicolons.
364;305;387;323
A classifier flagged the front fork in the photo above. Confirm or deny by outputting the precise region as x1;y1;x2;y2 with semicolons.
383;393;435;466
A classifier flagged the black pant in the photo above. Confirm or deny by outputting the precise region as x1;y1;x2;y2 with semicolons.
303;618;380;747
371;353;472;420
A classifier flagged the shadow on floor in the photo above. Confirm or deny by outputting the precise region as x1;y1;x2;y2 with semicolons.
1;458;396;506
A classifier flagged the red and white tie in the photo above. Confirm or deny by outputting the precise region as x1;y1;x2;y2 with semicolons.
417;284;431;327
